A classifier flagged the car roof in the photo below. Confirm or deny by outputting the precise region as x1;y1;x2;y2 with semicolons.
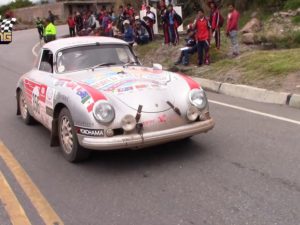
43;36;128;53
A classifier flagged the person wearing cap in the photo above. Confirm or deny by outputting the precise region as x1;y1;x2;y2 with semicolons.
44;18;57;43
145;6;156;41
134;20;150;45
175;24;197;66
123;20;135;45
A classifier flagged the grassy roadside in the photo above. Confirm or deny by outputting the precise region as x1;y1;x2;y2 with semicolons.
134;37;300;94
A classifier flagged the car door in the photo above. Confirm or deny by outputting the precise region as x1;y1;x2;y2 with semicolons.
23;49;55;130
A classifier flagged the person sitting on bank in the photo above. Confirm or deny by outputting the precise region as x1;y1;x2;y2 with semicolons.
44;18;57;43
123;20;135;45
134;21;150;45
175;24;197;66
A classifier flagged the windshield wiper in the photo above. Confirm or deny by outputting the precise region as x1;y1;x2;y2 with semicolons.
91;62;117;71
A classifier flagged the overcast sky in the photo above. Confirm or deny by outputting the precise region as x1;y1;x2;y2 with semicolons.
0;0;38;6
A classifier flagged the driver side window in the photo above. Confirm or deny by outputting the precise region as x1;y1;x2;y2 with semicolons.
39;49;53;73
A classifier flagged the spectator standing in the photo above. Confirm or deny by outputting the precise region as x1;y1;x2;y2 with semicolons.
74;12;83;34
80;12;91;35
193;9;211;66
108;7;115;18
67;15;76;37
112;21;121;38
125;4;135;23
102;11;111;33
97;6;106;25
104;17;113;36
175;25;197;66
117;5;126;33
160;1;170;45
164;4;181;46
123;20;135;45
48;10;55;24
141;1;147;10
44;18;57;43
210;1;223;50
134;21;150;45
35;17;44;40
88;11;97;30
226;3;240;56
145;6;156;41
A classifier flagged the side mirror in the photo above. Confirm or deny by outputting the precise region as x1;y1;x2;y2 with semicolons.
153;63;163;70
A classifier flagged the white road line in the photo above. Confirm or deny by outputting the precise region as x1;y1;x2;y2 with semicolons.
31;42;40;57
209;100;300;126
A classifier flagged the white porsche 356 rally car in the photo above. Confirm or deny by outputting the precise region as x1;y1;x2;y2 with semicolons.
16;37;214;162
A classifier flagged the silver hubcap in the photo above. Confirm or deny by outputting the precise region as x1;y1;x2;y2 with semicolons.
60;116;73;154
19;92;28;120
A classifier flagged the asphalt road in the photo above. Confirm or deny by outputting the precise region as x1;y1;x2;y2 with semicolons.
0;26;300;225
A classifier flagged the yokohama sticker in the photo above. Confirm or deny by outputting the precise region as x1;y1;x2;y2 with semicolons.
77;128;104;137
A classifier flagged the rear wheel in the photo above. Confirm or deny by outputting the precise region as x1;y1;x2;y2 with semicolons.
18;90;35;125
58;108;90;163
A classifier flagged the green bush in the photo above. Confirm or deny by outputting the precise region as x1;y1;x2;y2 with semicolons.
292;15;300;24
293;31;300;44
284;0;300;9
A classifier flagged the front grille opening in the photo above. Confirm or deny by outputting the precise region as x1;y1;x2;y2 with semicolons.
113;128;124;136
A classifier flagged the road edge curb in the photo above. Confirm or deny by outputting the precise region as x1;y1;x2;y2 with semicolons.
192;77;300;109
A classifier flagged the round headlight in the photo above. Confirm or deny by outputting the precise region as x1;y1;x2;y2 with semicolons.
189;89;207;110
121;115;136;132
93;101;115;124
187;106;199;121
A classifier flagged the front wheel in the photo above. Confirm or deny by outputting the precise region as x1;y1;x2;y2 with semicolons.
58;108;90;163
18;90;35;125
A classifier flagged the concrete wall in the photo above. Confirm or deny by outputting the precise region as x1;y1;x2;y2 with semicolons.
13;3;65;23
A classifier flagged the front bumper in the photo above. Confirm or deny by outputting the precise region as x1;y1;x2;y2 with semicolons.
78;118;215;150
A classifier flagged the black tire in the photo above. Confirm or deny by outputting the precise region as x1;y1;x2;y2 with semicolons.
18;90;35;125
58;107;90;163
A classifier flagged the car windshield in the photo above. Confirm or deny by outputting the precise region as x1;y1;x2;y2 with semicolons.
56;44;138;73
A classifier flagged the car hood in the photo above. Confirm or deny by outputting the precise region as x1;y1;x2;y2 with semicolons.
64;66;179;113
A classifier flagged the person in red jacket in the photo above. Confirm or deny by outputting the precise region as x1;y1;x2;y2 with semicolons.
67;15;76;37
210;1;222;50
193;8;211;66
125;3;135;23
226;3;240;56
